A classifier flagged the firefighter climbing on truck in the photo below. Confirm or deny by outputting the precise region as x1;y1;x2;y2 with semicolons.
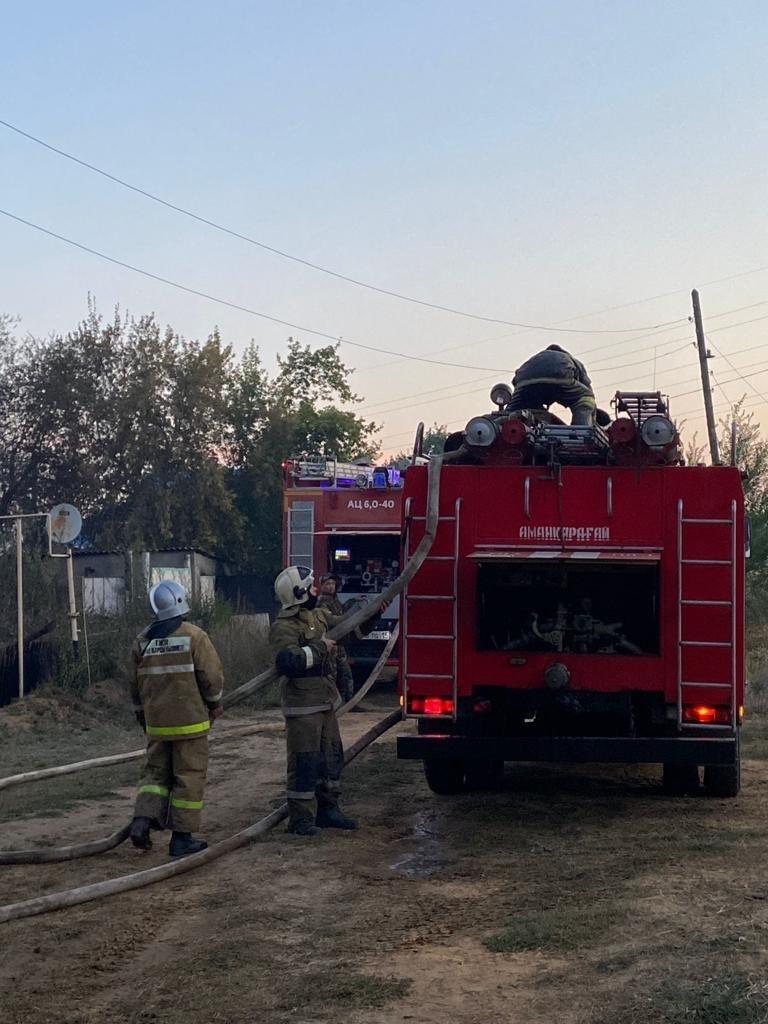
507;344;601;426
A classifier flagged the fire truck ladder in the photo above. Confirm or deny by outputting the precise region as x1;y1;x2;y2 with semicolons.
615;390;669;424
677;498;738;731
402;497;462;721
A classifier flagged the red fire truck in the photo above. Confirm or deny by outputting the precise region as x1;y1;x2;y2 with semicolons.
282;457;403;675
397;390;745;797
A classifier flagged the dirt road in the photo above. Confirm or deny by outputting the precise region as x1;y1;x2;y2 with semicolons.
2;700;768;1024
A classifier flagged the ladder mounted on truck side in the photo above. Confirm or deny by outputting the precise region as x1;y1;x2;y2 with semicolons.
401;496;461;721
677;498;738;731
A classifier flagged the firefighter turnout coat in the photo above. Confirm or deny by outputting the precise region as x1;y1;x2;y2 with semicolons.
270;605;343;716
129;621;224;738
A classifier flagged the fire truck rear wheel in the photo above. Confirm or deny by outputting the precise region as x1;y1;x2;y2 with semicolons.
662;762;700;795
423;758;465;795
464;759;505;791
703;760;740;798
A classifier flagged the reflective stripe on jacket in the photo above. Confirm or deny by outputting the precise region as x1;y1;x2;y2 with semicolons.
129;621;224;740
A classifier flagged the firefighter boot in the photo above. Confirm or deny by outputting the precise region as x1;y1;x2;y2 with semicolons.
130;816;152;850
288;819;322;836
169;831;208;857
316;803;358;830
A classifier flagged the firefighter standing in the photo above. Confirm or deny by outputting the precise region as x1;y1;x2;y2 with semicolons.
270;565;360;837
507;344;597;425
318;574;356;704
129;580;225;858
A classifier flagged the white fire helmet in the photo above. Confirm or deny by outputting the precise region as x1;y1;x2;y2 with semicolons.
275;565;314;611
149;579;190;621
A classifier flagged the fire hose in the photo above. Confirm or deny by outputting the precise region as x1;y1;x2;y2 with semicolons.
0;723;281;795
0;708;401;924
0;449;449;798
0;628;400;867
0;452;449;901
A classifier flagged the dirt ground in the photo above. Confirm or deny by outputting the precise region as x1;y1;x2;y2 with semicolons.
2;695;768;1024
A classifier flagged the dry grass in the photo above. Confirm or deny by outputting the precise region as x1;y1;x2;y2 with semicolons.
210;613;278;706
486;902;625;953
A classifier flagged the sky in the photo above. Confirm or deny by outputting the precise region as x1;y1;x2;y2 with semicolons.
2;0;767;456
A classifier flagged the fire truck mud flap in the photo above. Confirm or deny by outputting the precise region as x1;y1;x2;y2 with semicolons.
397;734;739;766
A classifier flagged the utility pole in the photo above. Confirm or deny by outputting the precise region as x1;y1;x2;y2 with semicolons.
15;518;24;700
691;289;721;466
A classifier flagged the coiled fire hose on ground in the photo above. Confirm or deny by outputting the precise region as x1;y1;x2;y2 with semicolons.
0;451;451;914
0;627;399;866
0;706;401;924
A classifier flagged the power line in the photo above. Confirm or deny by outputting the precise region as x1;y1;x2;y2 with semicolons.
667;357;768;398
671;366;768;400
590;342;693;375
710;369;736;415
707;337;768;407
0;117;687;336
370;293;766;383
361;332;696;416
376;356;768;444
706;313;768;336
354;314;690;377
378;418;466;447
362;344;697;420
585;302;768;365
0;207;525;374
362;373;498;414
677;394;767;426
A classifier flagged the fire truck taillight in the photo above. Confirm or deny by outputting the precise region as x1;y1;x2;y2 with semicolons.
409;697;455;716
682;704;731;725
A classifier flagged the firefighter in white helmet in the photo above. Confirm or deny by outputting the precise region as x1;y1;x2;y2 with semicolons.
270;565;371;836
129;580;225;857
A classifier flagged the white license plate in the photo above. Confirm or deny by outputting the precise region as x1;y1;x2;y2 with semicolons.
367;630;391;640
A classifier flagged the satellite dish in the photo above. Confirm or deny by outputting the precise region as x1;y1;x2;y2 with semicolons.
49;504;82;545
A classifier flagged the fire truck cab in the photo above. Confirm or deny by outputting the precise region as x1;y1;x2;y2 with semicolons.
398;391;745;797
282;457;403;676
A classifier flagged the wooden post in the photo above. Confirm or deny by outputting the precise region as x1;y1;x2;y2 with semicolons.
66;550;80;658
691;289;721;466
16;518;24;699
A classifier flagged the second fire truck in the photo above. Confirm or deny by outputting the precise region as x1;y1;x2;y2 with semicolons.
282;457;403;677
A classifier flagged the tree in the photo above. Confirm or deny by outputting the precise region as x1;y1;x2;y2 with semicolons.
0;309;378;579
688;400;768;615
392;422;449;464
225;338;378;573
0;314;90;517
715;402;768;593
